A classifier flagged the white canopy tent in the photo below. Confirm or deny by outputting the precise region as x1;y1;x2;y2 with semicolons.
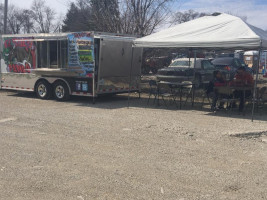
134;13;267;49
132;13;267;120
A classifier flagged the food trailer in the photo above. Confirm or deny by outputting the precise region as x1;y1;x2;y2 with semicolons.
0;32;142;102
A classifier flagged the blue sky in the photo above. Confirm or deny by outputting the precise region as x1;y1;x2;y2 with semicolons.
177;0;267;30
5;0;267;30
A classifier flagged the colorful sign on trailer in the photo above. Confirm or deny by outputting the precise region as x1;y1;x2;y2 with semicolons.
1;37;36;73
67;32;95;76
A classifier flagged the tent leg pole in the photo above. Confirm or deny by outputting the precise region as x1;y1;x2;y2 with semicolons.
252;49;261;122
128;47;135;108
192;50;197;107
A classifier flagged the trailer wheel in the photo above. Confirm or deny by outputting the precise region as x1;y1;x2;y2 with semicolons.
53;81;70;101
36;80;51;99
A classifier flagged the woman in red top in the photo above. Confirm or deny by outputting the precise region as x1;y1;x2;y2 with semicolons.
232;67;254;112
232;67;254;87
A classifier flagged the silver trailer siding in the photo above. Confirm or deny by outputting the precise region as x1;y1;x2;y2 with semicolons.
0;32;142;101
97;37;142;94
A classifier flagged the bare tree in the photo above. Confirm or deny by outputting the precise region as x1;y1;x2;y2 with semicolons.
53;14;64;33
0;3;4;33
171;9;208;25
7;5;26;34
0;4;33;34
121;0;175;36
31;0;57;33
0;1;60;34
21;9;34;33
62;0;175;36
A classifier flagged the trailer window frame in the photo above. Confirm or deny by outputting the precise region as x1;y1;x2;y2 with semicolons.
36;39;68;69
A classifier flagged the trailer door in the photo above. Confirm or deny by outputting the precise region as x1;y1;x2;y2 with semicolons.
97;38;142;93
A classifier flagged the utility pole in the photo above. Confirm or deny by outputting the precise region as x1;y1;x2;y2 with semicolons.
265;51;267;75
4;0;8;34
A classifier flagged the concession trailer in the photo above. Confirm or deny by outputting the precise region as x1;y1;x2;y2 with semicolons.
0;32;142;102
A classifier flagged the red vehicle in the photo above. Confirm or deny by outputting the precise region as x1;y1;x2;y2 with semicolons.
142;56;172;74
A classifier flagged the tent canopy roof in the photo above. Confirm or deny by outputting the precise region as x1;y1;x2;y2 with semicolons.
134;13;267;50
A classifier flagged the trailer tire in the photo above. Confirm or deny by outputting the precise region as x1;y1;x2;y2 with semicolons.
53;81;70;101
36;80;52;100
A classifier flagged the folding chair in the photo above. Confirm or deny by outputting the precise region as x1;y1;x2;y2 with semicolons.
249;86;267;114
157;82;178;108
218;96;238;112
200;84;212;109
147;80;158;105
213;87;239;114
182;81;194;107
257;87;267;109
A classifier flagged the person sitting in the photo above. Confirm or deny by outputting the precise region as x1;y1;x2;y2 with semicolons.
230;66;254;112
231;66;254;86
207;70;227;111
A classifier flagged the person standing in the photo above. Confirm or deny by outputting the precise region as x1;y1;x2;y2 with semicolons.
231;67;254;112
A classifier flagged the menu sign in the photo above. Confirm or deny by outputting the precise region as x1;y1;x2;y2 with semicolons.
68;32;94;75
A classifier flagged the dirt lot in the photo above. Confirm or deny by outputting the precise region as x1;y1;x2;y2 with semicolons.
0;90;267;200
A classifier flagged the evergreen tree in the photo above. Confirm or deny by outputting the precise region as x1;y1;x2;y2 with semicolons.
90;0;121;33
62;2;94;32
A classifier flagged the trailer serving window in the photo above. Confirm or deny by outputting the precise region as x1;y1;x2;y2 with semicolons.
37;41;48;68
36;39;68;69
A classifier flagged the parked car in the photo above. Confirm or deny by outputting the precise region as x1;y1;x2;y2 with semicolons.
142;56;172;74
156;58;218;88
211;57;253;80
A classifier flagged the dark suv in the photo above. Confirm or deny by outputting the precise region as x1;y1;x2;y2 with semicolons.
156;58;217;88
211;57;253;79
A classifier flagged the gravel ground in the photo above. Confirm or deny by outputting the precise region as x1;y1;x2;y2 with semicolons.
0;90;267;200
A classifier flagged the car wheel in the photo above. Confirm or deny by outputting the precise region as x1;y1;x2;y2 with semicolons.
36;80;51;99
53;81;70;101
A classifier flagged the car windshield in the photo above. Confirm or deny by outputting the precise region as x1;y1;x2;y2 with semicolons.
202;60;214;70
169;60;192;67
212;58;232;65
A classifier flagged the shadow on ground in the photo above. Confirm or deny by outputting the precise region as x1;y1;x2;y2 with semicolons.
229;131;267;139
5;89;267;122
